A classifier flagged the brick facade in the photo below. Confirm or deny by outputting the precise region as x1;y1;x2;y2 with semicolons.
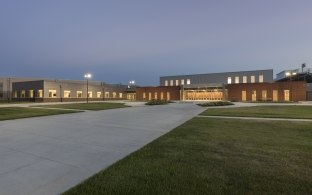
136;86;181;101
227;81;307;102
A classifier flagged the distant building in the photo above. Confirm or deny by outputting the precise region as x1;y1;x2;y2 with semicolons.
0;77;43;100
10;79;127;102
159;69;273;101
138;68;309;102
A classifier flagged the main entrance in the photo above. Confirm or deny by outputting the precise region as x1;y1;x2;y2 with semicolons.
182;85;226;101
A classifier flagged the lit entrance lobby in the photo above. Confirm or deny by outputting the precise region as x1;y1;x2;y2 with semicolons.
181;84;227;101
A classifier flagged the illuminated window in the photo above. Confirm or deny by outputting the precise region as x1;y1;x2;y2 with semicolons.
77;91;82;98
48;90;57;98
181;79;184;85
259;75;264;83
242;91;246;101
97;92;101;98
154;92;158;99
227;77;232;84
29;90;34;98
165;80;168;86
273;90;278;101
112;92;116;98
38;90;43;98
105;92;110;98
167;92;170;100
262;90;267;100
21;90;26;98
186;79;191;85
119;93;123;98
235;76;239;84
64;90;71;98
251;76;255;83
148;92;152;100
143;92;146;99
88;91;92;98
243;76;247;83
170;80;173;86
284;90;290;101
251;76;256;83
252;90;257;101
175;80;179;86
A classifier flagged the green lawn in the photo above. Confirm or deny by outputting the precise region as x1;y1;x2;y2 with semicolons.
64;118;312;195
201;105;312;119
0;107;79;121
37;102;128;111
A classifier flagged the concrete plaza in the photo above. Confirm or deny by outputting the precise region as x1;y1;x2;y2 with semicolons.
0;103;204;195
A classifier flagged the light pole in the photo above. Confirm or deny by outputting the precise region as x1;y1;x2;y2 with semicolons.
285;71;297;101
128;80;136;100
84;73;92;103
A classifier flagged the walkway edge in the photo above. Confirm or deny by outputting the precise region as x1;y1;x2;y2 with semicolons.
197;115;312;122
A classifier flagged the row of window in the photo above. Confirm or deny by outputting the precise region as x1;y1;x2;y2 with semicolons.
14;90;123;98
164;79;191;86
241;90;290;101
164;75;264;86
228;75;263;84
142;92;171;100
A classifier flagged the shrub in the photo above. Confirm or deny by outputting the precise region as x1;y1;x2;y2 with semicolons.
197;101;234;107
145;99;173;105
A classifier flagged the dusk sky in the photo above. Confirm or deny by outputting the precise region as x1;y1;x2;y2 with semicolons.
1;0;311;85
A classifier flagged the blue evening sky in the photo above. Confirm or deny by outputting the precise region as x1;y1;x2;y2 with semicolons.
0;0;311;85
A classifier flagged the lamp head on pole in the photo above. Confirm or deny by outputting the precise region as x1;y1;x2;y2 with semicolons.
84;73;92;79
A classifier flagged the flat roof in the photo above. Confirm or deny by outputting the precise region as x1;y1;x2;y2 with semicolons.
160;69;273;78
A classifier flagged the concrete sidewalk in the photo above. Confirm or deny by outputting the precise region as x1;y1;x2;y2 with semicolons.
0;100;146;108
0;103;204;195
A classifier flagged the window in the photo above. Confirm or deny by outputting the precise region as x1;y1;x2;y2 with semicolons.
273;90;278;101
242;91;246;101
97;92;101;98
29;90;34;98
77;91;83;98
243;76;247;83
148;92;152;100
48;90;57;98
227;77;232;84
251;76;255;83
167;92;170;100
64;90;71;98
170;80;173;86
259;75;264;83
21;90;26;98
143;92;146;99
38;90;43;98
105;92;110;98
112;92;116;98
14;91;17;98
262;90;267;101
165;80;168;86
181;79;185;85
284;90;290;101
154;92;158;99
235;76;239;84
186;79;191;85
175;80;179;86
119;93;123;98
161;92;164;100
88;91;92;98
252;90;257;101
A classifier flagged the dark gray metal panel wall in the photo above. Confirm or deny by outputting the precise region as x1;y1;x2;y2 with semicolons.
13;80;44;91
160;69;273;86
